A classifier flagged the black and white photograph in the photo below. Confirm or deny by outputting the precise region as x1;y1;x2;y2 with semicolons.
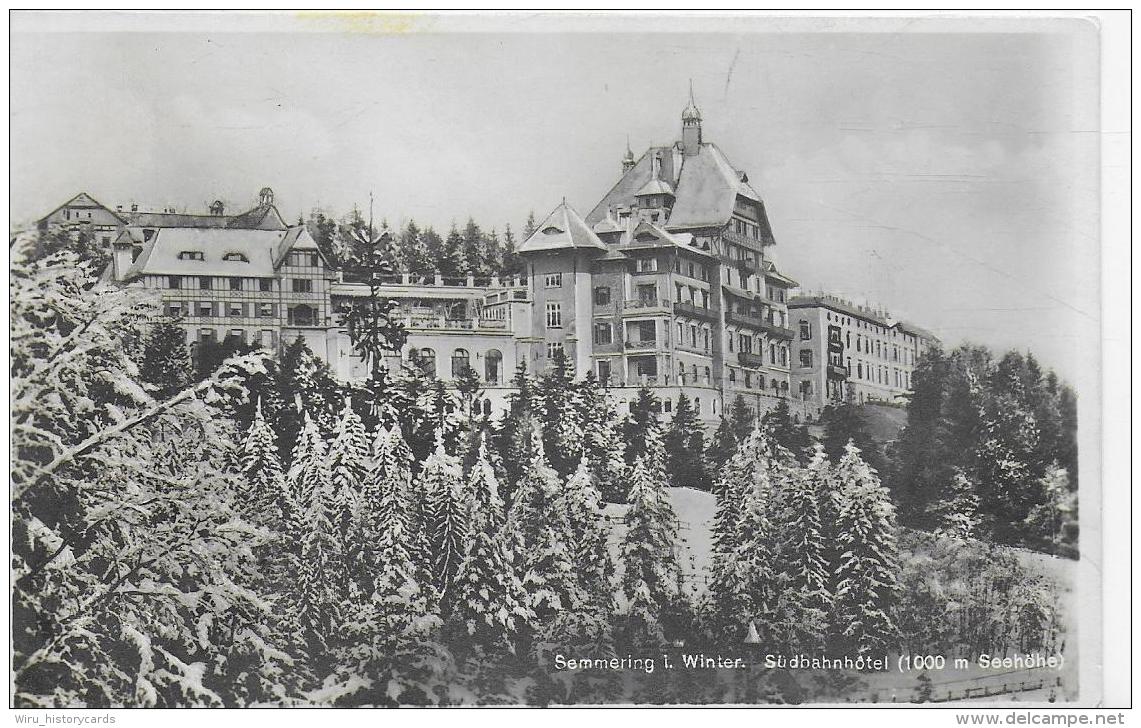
7;10;1128;713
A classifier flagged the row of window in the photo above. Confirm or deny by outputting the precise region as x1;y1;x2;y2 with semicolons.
168;301;320;326
166;275;314;293
409;347;505;383
726;367;792;392
847;358;912;389
195;327;277;348
728;334;790;366
176;250;253;263
826;310;916;343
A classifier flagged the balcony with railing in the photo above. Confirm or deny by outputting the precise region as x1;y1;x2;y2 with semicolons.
762;320;795;339
721;228;771;250
827;363;849;379
716;251;761;273
737;351;766;368
673;300;719;323
725;309;766;330
622;298;672;315
624;338;660;351
400;314;507;332
676;341;713;356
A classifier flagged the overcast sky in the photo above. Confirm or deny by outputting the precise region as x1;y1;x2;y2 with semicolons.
9;13;1100;384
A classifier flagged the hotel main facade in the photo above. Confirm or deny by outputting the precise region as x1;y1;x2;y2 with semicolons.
38;98;937;423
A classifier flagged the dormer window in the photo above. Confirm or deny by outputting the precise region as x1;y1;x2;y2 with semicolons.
178;251;205;261
541;226;564;235
222;252;249;262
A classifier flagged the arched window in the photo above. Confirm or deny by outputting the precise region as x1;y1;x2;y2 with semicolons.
482;399;492;416
485;349;503;384
451;348;470;378
690;364;698;383
771;378;779;391
694;397;701;415
728;368;736;383
414;347;436;378
703;366;711;385
678;362;686;384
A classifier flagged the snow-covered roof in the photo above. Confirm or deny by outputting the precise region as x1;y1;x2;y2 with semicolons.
124;225;315;279
518;201;608;254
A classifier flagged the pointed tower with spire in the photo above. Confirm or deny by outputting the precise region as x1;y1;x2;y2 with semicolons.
622;135;636;173
681;79;703;155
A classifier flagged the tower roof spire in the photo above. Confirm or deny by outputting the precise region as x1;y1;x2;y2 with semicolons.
682;79;702;124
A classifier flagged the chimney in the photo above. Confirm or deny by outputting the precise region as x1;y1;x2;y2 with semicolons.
111;237;134;282
130;203;138;213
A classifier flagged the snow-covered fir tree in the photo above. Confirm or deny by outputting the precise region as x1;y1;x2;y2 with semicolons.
416;431;469;608
927;467;982;540
705;424;779;644
326;397;370;559
555;456;617;654
448;438;532;654
503;427;578;629
772;443;832;650
240;397;291;526
617;423;684;649
289;410;344;658
831;441;902;657
11;252;292;707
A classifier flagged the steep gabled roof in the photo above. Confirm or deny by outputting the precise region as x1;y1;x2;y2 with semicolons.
227;202;288;231
39;192;126;224
519;201;608;254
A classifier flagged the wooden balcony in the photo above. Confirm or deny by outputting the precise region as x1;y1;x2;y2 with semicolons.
673;301;720;323
737;351;766;368
725;310;766;329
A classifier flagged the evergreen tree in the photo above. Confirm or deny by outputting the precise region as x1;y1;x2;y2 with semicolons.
138;320;193;397
288;411;343;658
440;224;467;277
926;468;981;540
773;444;832;650
728;394;754;442
705;425;777;644
461;217;485;276
417;433;469;608
557;456;617;653
762;398;811;462
326;398;370;564
576;374;628;503
422;226;446;276
482;228;504;278
830;441;901;657
501;223;521;277
398;219;432;275
664;393;710;490
503;427;577;627
617;429;684;649
621;387;660;466
522;210;537;241
449;439;532;653
239;397;290;525
706;416;737;471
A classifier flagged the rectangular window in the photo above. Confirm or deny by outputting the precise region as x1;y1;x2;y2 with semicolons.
165;301;184;318
228;302;245;318
593;322;612;345
546;342;564;359
544;273;563;288
800;349;813;368
800;321;811;340
593;286;611;306
196;302;213;318
259;329;275;349
292;279;313;293
257;302;275;317
636;320;655;341
229;277;242;291
198;328;215;343
259;278;273;292
637;284;657;303
545;302;562;328
227;329;244;343
636;257;658;273
199;276;212;290
168;275;181;289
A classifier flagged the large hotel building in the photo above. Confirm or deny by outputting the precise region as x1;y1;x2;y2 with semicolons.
37;95;937;423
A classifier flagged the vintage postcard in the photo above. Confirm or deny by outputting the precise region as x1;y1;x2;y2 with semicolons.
7;10;1124;714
